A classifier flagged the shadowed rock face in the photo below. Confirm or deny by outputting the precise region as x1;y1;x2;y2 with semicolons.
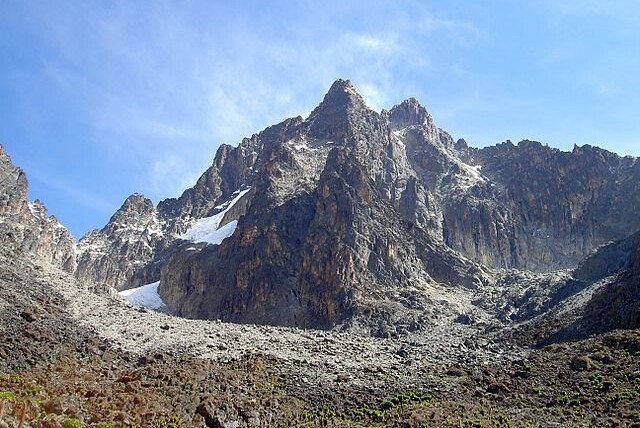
472;141;640;270
581;233;640;331
0;145;28;219
73;79;640;332
535;232;640;343
631;235;640;277
152;82;489;331
0;145;76;272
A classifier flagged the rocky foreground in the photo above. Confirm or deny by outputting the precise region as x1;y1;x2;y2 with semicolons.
1;237;639;427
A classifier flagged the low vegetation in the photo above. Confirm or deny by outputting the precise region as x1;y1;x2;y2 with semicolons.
1;330;639;427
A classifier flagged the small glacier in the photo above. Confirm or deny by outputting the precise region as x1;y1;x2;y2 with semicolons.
119;281;166;309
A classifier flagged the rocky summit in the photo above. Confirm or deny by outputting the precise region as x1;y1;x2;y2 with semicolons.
1;79;640;427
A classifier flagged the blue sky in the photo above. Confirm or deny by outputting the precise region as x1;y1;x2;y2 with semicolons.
1;1;639;238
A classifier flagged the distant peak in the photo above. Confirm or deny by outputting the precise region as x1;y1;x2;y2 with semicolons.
401;97;421;106
572;143;618;160
125;192;147;202
516;140;552;153
517;139;543;148
387;97;433;129
102;192;156;229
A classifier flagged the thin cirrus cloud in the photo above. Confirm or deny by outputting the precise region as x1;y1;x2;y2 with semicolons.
420;15;483;43
25;168;113;216
351;34;401;53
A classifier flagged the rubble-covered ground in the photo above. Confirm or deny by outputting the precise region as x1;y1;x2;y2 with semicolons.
1;239;639;427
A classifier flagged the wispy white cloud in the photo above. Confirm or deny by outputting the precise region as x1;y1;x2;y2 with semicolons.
350;34;401;53
82;4;472;193
27;169;113;215
536;0;639;104
7;0;640;239
420;15;483;42
358;83;385;111
582;75;620;97
149;154;202;198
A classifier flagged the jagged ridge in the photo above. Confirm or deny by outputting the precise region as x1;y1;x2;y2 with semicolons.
64;79;640;334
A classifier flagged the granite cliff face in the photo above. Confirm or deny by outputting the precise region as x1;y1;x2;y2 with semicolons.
72;79;640;333
0;145;76;271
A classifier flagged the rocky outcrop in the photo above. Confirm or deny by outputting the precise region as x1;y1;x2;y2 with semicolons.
306;79;376;142
0;145;76;271
75;117;282;289
0;145;29;219
76;193;165;289
504;231;640;346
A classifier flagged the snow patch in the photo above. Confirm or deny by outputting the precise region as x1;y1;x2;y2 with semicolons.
27;202;38;216
289;139;336;152
181;188;250;245
213;188;249;211
294;143;312;151
463;164;485;182
119;281;166;309
188;220;238;245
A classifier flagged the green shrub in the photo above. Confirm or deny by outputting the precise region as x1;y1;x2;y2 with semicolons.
352;406;385;422
0;391;16;402
62;418;84;428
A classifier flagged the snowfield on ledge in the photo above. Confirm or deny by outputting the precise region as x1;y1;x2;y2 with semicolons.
180;188;250;245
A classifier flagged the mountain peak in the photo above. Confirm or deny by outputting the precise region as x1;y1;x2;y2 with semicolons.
123;192;148;205
115;193;155;217
100;192;157;236
387;97;433;129
311;79;368;115
307;79;372;140
325;78;358;97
